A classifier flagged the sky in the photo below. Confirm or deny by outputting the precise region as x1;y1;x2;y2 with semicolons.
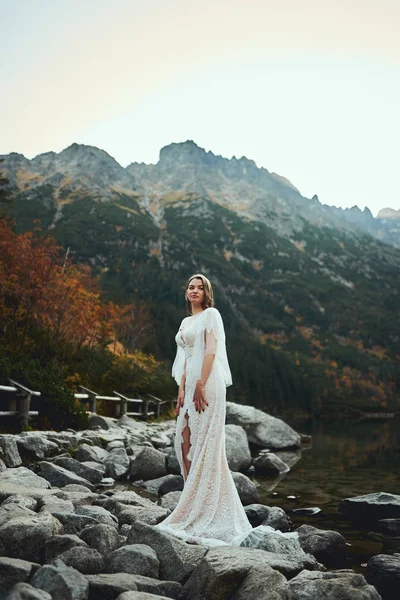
1;0;399;216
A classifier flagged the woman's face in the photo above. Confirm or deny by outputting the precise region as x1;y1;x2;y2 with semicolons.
187;278;205;308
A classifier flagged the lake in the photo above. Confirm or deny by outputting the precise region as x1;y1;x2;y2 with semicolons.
256;416;400;569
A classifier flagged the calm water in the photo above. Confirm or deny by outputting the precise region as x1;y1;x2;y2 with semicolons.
256;416;400;569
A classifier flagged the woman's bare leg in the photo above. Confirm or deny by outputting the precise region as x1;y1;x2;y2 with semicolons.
181;413;192;479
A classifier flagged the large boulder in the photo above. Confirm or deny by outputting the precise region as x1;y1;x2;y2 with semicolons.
75;444;109;463
0;503;36;527
105;447;130;480
158;491;182;512
79;524;122;556
0;467;51;489
44;534;88;562
0;436;22;467
84;573;182;599
130;447;167;481
253;452;290;475
365;553;400;600
244;504;292;531
126;520;206;583
139;474;182;496
183;547;291;600
0;557;40;599
231;472;260;505
30;561;89;600
106;544;159;578
296;524;348;568
51;546;105;574
38;462;95;491
87;414;121;430
288;569;381;600
53;457;104;484
4;582;52;600
226;402;301;449
118;505;170;527
0;512;63;562
16;436;59;461
225;425;252;472
74;505;118;528
339;492;400;522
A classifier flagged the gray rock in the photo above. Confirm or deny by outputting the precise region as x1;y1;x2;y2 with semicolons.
61;484;97;493
0;458;6;472
16;436;59;461
107;544;159;578
38;462;94;490
0;512;63;562
0;557;39;599
158;491;182;512
262;506;293;532
289;569;381;600
183;547;292;600
130;447;167;482
339;492;400;521
75;505;118;528
1;494;38;511
79;524;122;556
240;527;319;575
231;472;260;505
126;520;206;583
296;524;348;567
225;424;252;471
0;503;36;527
39;497;75;515
104;447;130;480
5;582;52;600
54;489;97;508
53;457;104;484
140;474;182;496
118;505;169;527
365;553;400;600
51;512;99;535
0;468;51;489
164;446;181;476
253;452;290;475
106;440;125;450
226;402;302;449
85;573;182;600
44;534;88;562
379;518;400;535
75;443;109;463
109;491;157;509
52;546;104;574
30;561;89;600
115;592;173;600
244;503;272;526
88;414;121;430
0;436;22;467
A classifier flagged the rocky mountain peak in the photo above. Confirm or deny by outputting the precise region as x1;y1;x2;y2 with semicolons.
377;207;400;220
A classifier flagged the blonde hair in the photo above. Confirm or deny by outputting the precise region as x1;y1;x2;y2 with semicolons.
185;273;214;315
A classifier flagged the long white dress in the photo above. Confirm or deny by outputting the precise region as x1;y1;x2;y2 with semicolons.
155;307;253;546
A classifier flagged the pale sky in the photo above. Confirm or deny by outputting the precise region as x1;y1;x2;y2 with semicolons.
1;0;399;216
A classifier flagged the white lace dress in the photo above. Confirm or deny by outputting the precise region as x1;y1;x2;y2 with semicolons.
155;307;253;546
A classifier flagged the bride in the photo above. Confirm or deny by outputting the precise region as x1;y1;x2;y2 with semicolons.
155;273;253;546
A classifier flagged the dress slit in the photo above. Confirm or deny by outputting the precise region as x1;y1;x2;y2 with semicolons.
181;412;192;481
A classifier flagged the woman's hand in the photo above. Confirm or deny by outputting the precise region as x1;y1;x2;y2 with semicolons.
193;381;209;413
175;386;185;416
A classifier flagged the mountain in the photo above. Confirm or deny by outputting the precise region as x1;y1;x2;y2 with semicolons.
1;141;399;416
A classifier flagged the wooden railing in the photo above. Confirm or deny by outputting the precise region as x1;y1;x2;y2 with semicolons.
75;385;166;419
0;379;40;426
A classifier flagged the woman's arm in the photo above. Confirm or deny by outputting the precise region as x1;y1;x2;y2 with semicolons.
193;328;216;412
176;359;186;415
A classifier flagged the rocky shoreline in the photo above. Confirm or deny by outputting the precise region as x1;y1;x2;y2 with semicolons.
0;402;399;599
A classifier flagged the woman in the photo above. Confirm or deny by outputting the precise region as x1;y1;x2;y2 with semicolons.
155;273;253;546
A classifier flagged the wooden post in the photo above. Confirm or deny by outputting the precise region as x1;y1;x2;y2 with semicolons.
20;393;31;428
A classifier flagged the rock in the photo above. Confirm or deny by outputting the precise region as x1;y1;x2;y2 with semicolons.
88;414;121;430
379;518;400;535
0;512;63;562
16;436;59;461
74;505;118;528
118;505;169;527
54;489;97;508
107;544;159;578
289;569;381;600
262;506;293;532
44;533;88;562
365;553;400;600
296;524;348;568
110;491;157;509
244;504;272;526
0;436;22;467
164;446;181;476
106;440;125;451
5;582;52;600
293;507;321;516
50;512;99;535
0;557;40;599
139;474;182;496
126;520;206;583
231;472;260;505
0;467;51;489
183;547;291;600
53;456;104;484
253;452;290;475
339;492;400;521
240;527;319;575
158;492;182;512
61;484;97;493
115;592;173;600
75;443;109;463
52;546;105;574
225;425;252;471
85;573;182;600
38;462;95;491
30;561;89;600
0;459;6;472
130;448;167;482
79;524;122;556
226;402;301;449
104;447;130;480
38;497;75;515
2;494;38;511
0;503;36;527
